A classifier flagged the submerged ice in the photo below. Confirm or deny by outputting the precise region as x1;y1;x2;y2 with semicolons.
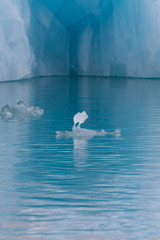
0;100;44;120
56;111;121;139
1;0;160;81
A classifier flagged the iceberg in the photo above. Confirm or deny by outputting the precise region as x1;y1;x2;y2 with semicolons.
1;0;160;81
56;111;121;139
0;100;44;121
72;111;88;130
0;0;34;81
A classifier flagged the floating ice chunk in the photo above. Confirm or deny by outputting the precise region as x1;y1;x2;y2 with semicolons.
0;104;13;120
0;100;44;121
73;111;88;130
56;128;121;139
56;112;121;139
16;100;44;117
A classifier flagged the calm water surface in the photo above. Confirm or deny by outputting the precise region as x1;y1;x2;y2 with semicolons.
1;76;160;239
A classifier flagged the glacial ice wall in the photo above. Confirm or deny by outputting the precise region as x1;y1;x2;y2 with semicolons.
0;0;34;81
1;0;160;81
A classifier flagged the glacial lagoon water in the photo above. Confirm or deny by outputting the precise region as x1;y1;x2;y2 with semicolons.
1;76;160;239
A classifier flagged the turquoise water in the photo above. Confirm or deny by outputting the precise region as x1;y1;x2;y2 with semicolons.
1;76;160;239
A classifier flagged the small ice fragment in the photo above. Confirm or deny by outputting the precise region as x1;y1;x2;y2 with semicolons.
73;111;88;130
0;104;13;120
115;129;121;135
17;99;25;106
0;100;44;121
56;111;121;139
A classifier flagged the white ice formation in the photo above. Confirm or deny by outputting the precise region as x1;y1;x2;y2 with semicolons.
56;111;121;138
0;100;44;121
72;111;88;130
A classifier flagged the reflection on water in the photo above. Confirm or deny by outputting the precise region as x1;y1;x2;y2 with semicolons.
73;138;89;169
1;76;160;239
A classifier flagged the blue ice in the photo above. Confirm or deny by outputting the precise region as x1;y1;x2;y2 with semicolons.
1;0;160;81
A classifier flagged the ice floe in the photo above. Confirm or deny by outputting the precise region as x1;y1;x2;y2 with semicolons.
0;100;44;121
56;111;121;139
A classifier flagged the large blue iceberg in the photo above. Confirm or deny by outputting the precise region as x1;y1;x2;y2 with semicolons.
1;0;160;81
